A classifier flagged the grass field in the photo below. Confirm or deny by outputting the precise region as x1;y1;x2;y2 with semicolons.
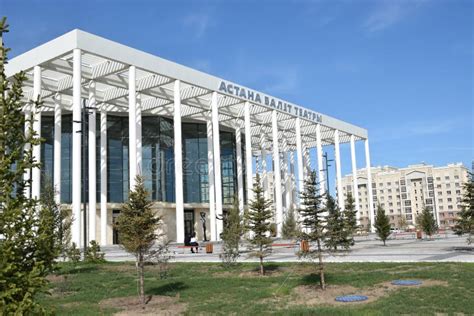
42;261;474;315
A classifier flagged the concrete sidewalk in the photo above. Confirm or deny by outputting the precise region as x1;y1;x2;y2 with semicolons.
102;234;474;263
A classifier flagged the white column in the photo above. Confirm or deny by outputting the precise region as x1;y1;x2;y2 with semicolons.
100;109;108;246
24;103;32;198
350;135;361;225
316;124;326;196
365;138;375;233
211;92;223;238
71;48;82;247
53;94;62;204
260;134;268;199
289;150;296;210
303;143;310;179
334;130;344;209
271;110;283;236
244;102;253;205
136;93;142;175
32;65;41;200
235;125;244;216
128;65;137;188
88;81;97;242
207;117;216;241
295;118;304;204
174;80;185;243
283;142;291;211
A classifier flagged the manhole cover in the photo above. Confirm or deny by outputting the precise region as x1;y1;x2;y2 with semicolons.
391;280;422;286
335;295;368;302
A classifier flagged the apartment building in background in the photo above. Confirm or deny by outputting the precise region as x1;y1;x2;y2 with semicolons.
342;163;469;229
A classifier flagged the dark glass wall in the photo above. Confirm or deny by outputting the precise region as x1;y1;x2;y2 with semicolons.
142;116;175;202
220;131;237;205
40;114;240;206
107;116;129;203
40;116;54;189
182;123;208;203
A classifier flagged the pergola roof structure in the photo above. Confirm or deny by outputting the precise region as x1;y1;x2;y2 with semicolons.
6;29;367;154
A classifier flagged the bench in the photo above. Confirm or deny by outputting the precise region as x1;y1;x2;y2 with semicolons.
176;245;201;254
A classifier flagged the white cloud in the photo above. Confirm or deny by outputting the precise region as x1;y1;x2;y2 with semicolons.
364;0;427;33
182;11;212;39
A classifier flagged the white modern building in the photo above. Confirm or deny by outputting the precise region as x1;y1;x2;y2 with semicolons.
341;163;470;229
6;30;373;246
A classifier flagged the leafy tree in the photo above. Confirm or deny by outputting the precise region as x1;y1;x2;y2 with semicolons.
298;171;326;289
324;195;350;250
343;192;358;245
374;204;391;246
398;215;408;231
115;175;163;305
282;206;298;240
454;173;474;244
66;243;81;263
85;240;106;263
245;174;273;275
37;179;72;268
419;206;438;239
220;198;243;267
0;17;56;314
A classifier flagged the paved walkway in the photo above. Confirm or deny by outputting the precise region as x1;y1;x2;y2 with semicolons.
102;234;474;263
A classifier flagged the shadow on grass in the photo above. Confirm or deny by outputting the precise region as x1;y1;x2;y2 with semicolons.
148;281;188;296
252;263;281;273
300;272;336;286
55;264;99;275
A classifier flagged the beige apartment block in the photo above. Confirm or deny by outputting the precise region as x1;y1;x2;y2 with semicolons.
341;163;469;230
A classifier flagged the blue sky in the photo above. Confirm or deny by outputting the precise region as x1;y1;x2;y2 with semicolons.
2;0;473;179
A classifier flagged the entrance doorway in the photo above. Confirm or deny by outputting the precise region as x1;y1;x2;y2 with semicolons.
184;209;195;241
112;209;120;245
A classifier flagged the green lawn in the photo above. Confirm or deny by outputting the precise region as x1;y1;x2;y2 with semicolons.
42;261;474;315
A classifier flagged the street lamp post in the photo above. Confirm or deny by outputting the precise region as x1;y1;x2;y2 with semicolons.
322;152;333;195
73;99;96;257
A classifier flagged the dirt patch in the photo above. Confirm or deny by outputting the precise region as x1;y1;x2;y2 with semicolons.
46;274;66;283
290;279;448;307
214;267;288;278
99;295;187;315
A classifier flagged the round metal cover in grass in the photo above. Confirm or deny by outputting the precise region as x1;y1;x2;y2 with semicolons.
391;280;422;286
335;295;368;302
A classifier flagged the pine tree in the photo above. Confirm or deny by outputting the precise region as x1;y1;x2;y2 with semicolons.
419;206;438;239
115;175;163;305
220;197;243;266
454;173;474;244
298;171;326;290
0;17;55;314
36;180;67;271
245;173;273;275
324;195;350;250
343;192;358;245
374;204;391;246
282;206;298;240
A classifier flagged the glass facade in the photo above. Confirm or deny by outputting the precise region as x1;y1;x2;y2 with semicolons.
182;123;209;203
142;116;175;202
107;116;129;203
220;131;237;205
39;114;241;205
40;116;54;189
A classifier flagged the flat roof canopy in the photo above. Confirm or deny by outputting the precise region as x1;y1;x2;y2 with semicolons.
6;29;367;153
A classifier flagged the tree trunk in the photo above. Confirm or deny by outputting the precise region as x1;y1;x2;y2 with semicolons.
383;239;386;246
259;244;264;275
317;239;325;290
139;253;145;305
